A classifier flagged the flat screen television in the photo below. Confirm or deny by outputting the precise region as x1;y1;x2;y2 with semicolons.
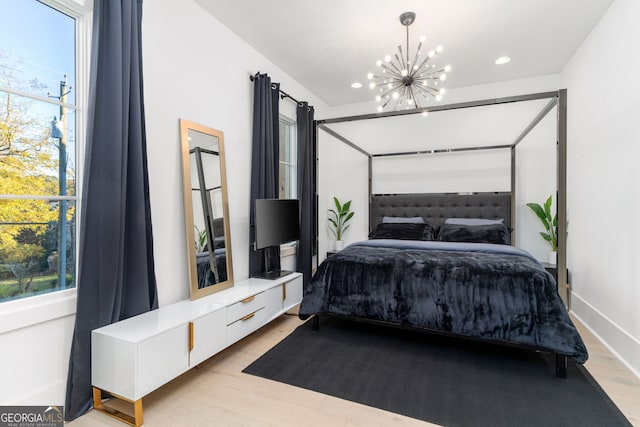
253;198;299;279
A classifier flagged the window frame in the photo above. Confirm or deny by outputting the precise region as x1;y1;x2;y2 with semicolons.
0;0;91;331
279;114;297;200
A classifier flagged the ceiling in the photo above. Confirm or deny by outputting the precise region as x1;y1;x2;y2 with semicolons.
194;0;613;107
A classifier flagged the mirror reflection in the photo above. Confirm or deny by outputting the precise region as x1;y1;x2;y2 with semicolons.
180;119;233;299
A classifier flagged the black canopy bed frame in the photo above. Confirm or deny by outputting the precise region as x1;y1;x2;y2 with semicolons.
300;90;585;378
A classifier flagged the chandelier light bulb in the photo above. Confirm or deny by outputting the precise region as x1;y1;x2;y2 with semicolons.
419;35;426;43
376;95;381;102
428;50;436;58
377;105;383;112
401;69;408;77
369;82;376;89
376;60;382;67
436;45;443;53
439;88;446;95
435;94;443;101
439;74;447;81
407;98;414;105
444;65;452;72
421;111;429;117
384;55;391;62
367;73;374;79
392;92;399;99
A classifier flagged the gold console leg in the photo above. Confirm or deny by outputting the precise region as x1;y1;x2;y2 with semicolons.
92;387;143;427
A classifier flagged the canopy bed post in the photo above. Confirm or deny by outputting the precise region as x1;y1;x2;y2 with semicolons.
557;89;569;307
368;156;373;211
510;146;517;246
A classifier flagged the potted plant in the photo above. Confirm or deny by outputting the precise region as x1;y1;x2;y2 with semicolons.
526;195;557;264
328;197;354;250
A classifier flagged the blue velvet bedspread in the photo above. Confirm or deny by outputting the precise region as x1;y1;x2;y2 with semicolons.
299;240;588;363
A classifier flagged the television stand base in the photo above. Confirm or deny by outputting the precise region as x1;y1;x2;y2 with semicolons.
252;270;293;280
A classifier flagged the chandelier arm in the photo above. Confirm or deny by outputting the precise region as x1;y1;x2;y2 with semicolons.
409;86;425;108
414;56;433;76
413;74;439;85
378;82;404;100
414;84;440;98
410;42;423;73
400;85;413;107
392;53;405;75
381;95;394;109
406;85;417;105
381;61;403;77
391;93;402;110
397;45;407;71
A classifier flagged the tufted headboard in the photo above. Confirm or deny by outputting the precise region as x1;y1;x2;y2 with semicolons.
370;192;512;231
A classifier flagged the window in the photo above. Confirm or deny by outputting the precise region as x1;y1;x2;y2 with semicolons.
279;116;297;199
0;0;88;304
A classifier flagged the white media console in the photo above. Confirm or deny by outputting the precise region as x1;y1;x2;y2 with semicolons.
91;272;303;426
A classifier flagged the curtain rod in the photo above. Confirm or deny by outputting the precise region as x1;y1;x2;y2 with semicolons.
249;72;300;105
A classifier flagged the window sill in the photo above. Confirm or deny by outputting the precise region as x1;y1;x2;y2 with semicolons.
281;243;297;257
0;289;77;334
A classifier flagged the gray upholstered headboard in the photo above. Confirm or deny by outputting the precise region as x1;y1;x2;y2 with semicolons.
370;192;512;230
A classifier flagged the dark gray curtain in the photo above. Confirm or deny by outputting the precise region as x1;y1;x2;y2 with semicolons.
249;73;281;276
296;102;315;286
65;0;158;421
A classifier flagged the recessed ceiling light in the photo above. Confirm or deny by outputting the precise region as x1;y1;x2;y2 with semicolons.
351;82;363;89
495;56;511;65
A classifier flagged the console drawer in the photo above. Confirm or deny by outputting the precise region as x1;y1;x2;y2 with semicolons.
226;292;265;325
226;307;267;344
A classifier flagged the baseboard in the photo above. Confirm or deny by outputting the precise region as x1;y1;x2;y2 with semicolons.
10;380;66;406
571;293;640;378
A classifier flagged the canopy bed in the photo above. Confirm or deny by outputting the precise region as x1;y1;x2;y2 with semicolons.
300;90;587;377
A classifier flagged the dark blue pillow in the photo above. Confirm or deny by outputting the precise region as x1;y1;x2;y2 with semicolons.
369;222;436;241
439;223;511;245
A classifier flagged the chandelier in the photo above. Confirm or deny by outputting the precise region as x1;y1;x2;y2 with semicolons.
367;12;451;112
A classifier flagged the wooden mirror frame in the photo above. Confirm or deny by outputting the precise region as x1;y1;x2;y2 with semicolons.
179;119;233;299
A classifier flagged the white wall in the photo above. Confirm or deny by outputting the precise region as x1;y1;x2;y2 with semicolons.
142;0;327;306
561;0;640;375
0;0;328;407
317;132;369;259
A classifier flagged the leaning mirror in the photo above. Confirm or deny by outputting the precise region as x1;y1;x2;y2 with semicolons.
179;119;233;299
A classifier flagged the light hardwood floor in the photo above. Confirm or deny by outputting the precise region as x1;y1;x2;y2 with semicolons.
69;313;640;427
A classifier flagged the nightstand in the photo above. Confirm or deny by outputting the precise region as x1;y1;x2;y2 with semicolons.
326;250;340;258
540;262;557;276
540;262;558;286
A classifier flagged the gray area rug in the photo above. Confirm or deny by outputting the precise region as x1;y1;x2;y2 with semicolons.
243;316;631;427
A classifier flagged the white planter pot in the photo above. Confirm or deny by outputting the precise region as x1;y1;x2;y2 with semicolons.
334;240;344;251
548;251;557;265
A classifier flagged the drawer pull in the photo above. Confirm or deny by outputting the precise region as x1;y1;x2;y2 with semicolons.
188;322;194;352
241;295;256;304
240;312;256;321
